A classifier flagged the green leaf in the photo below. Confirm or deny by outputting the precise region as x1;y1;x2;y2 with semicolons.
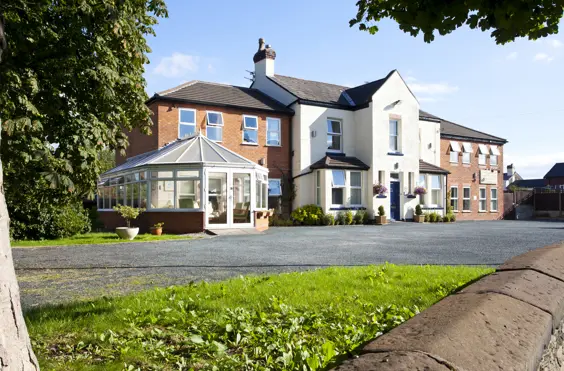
189;335;204;344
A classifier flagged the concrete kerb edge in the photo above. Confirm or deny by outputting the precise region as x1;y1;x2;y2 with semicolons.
331;240;564;370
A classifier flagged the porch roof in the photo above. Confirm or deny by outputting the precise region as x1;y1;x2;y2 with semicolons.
419;159;450;175
102;134;266;177
310;154;370;171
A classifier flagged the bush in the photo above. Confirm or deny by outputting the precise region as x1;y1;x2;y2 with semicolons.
354;210;366;224
378;205;385;216
10;201;91;241
269;215;294;227
113;204;145;228
449;213;456;222
290;204;324;226
336;211;347;225
428;212;441;223
415;204;423;216
424;213;430;222
442;215;451;223
345;210;354;225
322;213;335;226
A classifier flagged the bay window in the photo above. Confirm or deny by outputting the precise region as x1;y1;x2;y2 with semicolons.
331;170;345;205
327;119;342;152
315;171;321;206
418;174;426;204
243;115;258;145
430;175;441;206
350;172;362;205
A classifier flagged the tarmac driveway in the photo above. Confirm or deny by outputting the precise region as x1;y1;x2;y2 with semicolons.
14;220;564;308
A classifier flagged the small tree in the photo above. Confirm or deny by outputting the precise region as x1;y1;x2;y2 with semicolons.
113;204;145;228
378;205;385;216
415;204;422;216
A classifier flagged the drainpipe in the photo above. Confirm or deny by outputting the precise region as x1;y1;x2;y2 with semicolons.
289;113;293;214
445;173;449;215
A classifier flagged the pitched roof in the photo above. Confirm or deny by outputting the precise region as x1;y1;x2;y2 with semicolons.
419;110;507;144
148;81;293;114
509;179;546;189
544;163;564;178
419;159;450;174
102;134;263;177
268;71;394;109
310;154;370;171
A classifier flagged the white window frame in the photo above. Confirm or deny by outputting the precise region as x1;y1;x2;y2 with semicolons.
490;154;498;166
178;108;197;138
315;171;321;206
479;187;487;212
462;142;472;164
490;188;498;211
478;153;486;165
350;171;362;206
463;186;471;211
266;117;281;146
389;119;400;153
450;186;458;211
268;178;282;196
327;119;343;153
242;115;259;145
331;170;346;206
450;151;459;163
418;174;427;205
205;111;224;142
430;175;442;207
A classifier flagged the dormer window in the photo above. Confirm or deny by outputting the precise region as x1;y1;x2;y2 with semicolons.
206;111;223;142
327;119;342;152
243;115;258;145
179;109;196;138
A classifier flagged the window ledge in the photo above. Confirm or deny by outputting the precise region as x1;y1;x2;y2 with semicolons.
241;143;259;146
266;144;282;147
462;210;472;213
490;210;499;213
421;206;443;210
453;210;459;213
479;210;487;213
329;206;367;211
387;152;404;156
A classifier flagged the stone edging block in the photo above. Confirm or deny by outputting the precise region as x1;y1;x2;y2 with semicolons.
332;350;453;370
498;242;564;282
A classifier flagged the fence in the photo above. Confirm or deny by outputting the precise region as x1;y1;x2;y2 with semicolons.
534;188;564;217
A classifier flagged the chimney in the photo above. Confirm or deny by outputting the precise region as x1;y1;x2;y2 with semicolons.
253;38;276;77
507;164;514;177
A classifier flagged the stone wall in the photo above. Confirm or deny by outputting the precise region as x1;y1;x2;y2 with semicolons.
333;242;564;370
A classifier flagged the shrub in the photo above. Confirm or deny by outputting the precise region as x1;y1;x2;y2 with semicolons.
442;215;451;223
10;201;91;240
345;210;354;225
415;204;423;216
449;213;456;222
354;210;366;224
336;211;347;225
378;205;385;216
290;204;324;225
113;204;145;228
424;213;430;222
322;213;335;226
428;212;442;223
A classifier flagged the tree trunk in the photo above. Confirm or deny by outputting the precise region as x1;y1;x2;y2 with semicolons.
0;129;39;369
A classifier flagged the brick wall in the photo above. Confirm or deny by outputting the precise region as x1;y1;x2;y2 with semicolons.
99;210;205;234
440;138;504;220
116;102;159;165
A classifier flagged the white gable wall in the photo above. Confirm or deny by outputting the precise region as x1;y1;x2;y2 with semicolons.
252;75;296;107
419;120;441;165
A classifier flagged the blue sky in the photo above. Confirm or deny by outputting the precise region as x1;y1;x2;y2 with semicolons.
144;0;564;179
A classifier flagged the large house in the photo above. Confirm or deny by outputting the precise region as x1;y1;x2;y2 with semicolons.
98;38;507;232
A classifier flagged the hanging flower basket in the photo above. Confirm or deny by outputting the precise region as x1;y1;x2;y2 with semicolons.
373;183;388;198
414;186;427;196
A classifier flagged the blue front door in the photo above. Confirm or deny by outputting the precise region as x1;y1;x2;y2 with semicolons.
390;181;400;221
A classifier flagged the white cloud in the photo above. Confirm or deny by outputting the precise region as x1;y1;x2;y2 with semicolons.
154;53;200;78
408;82;459;95
547;39;563;48
506;52;518;60
533;53;554;62
505;152;564;178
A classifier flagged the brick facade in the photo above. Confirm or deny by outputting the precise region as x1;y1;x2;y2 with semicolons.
441;138;504;220
99;210;205;234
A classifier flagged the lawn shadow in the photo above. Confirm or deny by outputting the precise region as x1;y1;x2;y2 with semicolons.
25;297;116;321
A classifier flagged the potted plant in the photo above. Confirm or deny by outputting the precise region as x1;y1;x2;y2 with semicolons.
150;222;164;236
414;186;427;197
373;183;388;198
113;204;145;240
375;205;387;225
414;204;425;223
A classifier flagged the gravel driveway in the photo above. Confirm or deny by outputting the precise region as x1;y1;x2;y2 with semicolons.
14;220;564;308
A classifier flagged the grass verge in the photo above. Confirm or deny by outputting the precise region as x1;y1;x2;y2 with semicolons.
12;232;198;247
26;264;493;370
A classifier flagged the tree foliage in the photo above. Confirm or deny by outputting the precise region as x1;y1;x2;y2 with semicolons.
0;0;167;238
350;0;564;44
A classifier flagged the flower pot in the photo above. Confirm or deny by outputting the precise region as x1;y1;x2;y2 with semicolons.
414;215;425;223
375;216;387;225
150;227;163;236
115;227;139;240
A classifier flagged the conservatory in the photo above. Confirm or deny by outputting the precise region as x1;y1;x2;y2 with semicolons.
97;134;271;233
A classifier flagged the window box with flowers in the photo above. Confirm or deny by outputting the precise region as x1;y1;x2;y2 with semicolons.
373;183;388;198
414;186;427;197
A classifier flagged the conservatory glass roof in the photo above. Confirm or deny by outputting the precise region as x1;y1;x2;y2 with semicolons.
102;134;264;177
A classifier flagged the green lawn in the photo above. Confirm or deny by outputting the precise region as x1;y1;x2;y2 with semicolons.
26;264;492;370
12;232;199;247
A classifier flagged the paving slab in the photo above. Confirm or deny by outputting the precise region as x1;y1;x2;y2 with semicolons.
332;351;453;371
362;292;552;371
459;269;564;328
498;242;564;282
